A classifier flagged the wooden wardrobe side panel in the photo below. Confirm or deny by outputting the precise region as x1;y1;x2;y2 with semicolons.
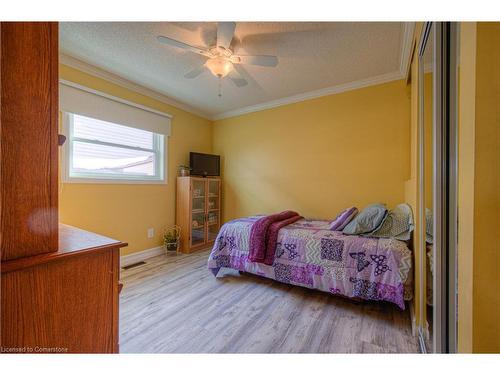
1;250;118;353
0;22;59;261
176;177;192;253
112;249;120;353
0;24;2;262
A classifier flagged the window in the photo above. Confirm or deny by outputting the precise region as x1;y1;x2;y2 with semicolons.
63;113;165;183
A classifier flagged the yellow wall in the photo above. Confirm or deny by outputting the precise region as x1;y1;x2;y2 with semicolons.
471;22;500;353
58;65;213;256
458;22;476;354
213;79;410;222
457;21;500;353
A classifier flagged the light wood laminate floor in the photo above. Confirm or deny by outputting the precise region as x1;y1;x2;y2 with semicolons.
119;250;419;353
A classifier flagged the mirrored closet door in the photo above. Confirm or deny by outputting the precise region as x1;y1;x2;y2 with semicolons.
418;22;459;353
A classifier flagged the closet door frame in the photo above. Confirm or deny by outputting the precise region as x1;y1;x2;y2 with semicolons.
418;21;459;354
417;22;432;352
434;22;459;354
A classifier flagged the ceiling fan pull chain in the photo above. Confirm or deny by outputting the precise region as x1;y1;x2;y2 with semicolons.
218;76;222;98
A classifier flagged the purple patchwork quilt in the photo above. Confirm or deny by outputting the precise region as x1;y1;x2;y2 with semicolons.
207;216;413;309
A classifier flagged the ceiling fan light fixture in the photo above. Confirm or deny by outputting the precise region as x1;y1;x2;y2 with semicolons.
206;57;233;78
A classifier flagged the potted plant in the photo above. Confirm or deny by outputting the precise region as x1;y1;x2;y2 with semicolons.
163;225;181;253
178;165;190;177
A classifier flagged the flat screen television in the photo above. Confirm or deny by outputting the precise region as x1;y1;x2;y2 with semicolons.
189;152;220;177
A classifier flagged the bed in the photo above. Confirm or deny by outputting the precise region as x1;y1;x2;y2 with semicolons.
207;216;413;309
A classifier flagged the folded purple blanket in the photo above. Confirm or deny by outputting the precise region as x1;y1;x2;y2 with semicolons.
264;214;302;265
248;210;301;264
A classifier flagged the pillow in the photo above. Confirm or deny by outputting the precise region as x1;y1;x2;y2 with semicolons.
369;203;414;240
329;207;358;231
342;203;388;235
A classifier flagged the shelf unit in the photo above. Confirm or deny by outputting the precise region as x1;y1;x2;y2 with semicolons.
176;176;222;253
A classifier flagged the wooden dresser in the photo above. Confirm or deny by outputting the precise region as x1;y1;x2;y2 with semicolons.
0;22;127;353
1;225;126;353
176;176;221;253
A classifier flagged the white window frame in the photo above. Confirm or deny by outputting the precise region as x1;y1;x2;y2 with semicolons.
62;112;167;184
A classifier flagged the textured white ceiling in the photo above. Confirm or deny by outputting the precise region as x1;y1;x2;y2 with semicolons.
60;22;406;118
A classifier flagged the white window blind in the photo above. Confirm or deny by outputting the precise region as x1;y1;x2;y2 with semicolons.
65;113;165;182
60;82;171;183
59;82;172;136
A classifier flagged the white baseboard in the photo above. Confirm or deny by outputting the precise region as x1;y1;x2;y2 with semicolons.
120;246;165;267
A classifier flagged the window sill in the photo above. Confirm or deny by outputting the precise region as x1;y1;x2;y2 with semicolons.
62;177;167;185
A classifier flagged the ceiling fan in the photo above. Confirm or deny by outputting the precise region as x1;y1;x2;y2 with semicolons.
157;22;279;96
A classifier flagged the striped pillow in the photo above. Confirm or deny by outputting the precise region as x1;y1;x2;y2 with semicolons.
329;207;358;231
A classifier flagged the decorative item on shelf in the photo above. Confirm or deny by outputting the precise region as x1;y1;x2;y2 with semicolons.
192;220;199;227
178;165;190;177
208;200;215;209
208;212;218;225
163;225;181;253
194;188;202;197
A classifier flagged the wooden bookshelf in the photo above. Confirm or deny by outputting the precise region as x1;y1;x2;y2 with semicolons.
176;176;221;253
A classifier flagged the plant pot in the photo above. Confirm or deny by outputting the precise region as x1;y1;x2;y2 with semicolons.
178;167;190;177
165;241;178;252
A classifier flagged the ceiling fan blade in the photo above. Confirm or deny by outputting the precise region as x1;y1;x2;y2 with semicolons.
229;76;248;88
157;35;211;57
184;65;206;79
228;69;248;87
235;55;279;67
216;22;236;50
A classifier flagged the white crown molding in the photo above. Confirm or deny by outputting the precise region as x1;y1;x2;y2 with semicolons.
400;22;416;78
59;53;212;120
212;70;404;121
